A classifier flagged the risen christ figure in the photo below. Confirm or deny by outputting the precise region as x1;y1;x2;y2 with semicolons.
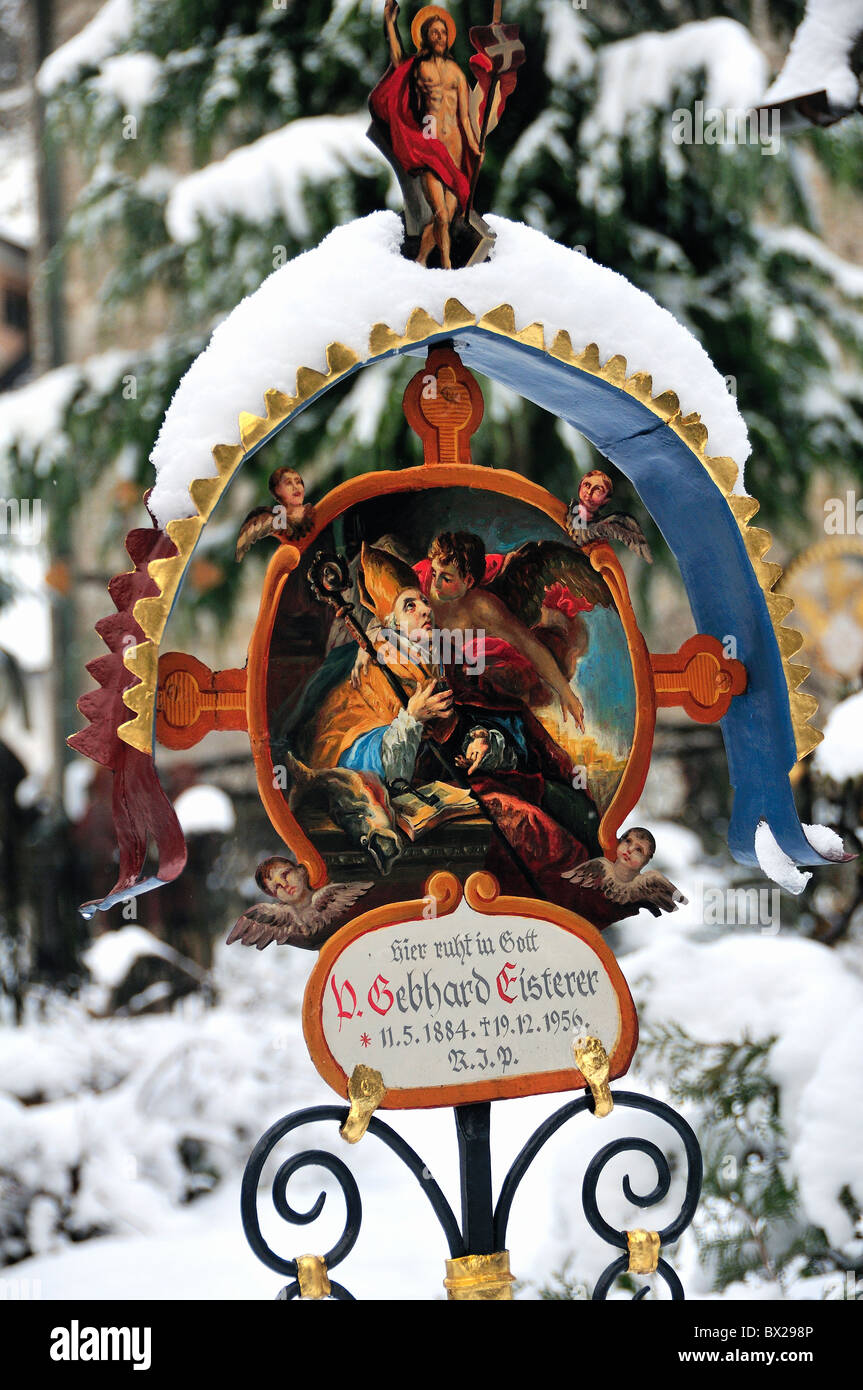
373;2;482;268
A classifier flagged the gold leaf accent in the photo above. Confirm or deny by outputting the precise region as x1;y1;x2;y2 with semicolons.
295;1255;331;1300
326;342;359;376
549;329;577;364
368;321;404;355
776;626;804;660
118;640;158;752
573;1035;613;1117
702;456;739;494
651;389;681;420
765;593;796;625
627;1230;661;1276
263;388;296;418
675;415;709;452
728;494;760;526
339;1065;386;1144
625;371;654;402
405;306;442;340
795;723;822;761
744;526;775;562
574;342;601;373
188;476;223;521
295;365;328;400
444;1252;515;1301
478;303;517;335
443;297;476;330
515;321;545;350
760;560;784;592
602;353;627;386
785;661;811;692
239;412;270;450
213;443;244;475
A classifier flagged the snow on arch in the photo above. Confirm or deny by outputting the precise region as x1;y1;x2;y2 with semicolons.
147;211;750;527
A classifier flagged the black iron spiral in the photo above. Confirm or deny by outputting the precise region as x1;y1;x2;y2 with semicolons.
241;1092;702;1300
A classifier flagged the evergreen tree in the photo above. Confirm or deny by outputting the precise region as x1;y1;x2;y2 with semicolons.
13;0;863;620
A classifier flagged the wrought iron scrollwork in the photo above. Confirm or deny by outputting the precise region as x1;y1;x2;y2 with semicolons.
581;1094;703;1300
241;1092;702;1300
494;1090;701;1300
241;1103;465;1299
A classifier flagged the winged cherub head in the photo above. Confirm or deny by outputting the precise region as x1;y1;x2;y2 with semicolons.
428;531;486;603
268;467;305;513
613;827;656;882
255;856;310;905
578;469;613;518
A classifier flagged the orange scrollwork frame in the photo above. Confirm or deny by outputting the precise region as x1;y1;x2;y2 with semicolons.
247;463;656;889
302;871;639;1109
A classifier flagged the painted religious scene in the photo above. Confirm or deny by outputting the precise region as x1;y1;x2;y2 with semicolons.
257;479;640;924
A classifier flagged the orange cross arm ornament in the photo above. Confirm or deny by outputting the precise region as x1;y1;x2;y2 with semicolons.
156;652;247;749
650;635;747;723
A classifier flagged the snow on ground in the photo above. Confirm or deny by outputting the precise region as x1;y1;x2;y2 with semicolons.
764;0;863;111
0;905;697;1300
37;0;135;95
3;820;861;1303
625;930;863;1250
147;211;750;527
83;927;189;991
165;113;397;244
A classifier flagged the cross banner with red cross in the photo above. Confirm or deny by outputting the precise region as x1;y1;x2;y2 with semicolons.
468;20;526;141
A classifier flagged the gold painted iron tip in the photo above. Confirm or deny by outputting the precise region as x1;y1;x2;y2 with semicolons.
340;1065;387;1144
574;1035;613;1117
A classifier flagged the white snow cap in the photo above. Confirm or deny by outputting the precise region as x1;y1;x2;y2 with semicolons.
814;690;863;782
37;0;135;95
802;823;849;861
0;124;37;247
147;212;750;528
587;17;767;144
166;113;397;244
82;926;180;990
93;52;162;116
755;821;812;894
764;0;863;111
173;785;236;836
754;820;846;892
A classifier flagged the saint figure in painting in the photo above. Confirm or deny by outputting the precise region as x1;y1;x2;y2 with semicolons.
307;544;603;905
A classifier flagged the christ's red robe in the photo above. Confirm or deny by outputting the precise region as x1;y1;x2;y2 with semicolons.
369;60;475;211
